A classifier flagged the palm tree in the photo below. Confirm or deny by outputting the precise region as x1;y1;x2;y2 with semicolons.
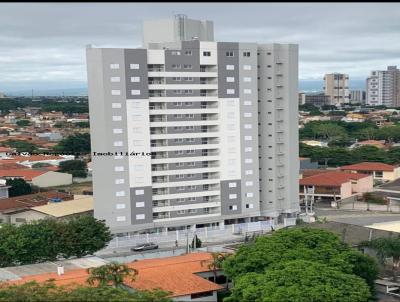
200;252;228;284
86;262;138;288
361;236;400;281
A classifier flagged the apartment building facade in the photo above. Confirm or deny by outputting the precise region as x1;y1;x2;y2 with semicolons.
366;66;400;107
86;16;299;234
323;73;350;106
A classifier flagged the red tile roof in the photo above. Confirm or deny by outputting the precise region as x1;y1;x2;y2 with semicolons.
300;171;370;187
340;162;396;172
0;169;48;181
0;191;73;213
9;253;224;297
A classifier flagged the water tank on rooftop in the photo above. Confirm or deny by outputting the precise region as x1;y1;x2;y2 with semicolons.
50;198;62;203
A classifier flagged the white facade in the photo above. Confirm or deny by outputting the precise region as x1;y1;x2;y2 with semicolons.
86;17;299;234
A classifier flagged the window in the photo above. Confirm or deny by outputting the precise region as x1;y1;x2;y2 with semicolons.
177;210;185;215
188;209;197;214
111;90;121;96
245;181;254;187
226;51;234;57
229;182;237;188
243;77;252;82
187;162;195;166
227;89;235;95
184;101;193;106
177;186;185;191
136;214;145;220
114;166;124;172
245;147;253;152
184;77;193;81
245;158;253;164
115;178;125;184
172;77;181;81
244;136;253;141
131;90;141;95
203;51;211;56
130;64;139;69
110;76;120;82
171;50;181;55
229;205;238;210
183;64;192;69
229;194;237;199
226;77;235;82
113;128;123;134
131;76;140;82
116;216;126;222
185;50;192;56
177;198;185;203
136;202;145;208
246;203;254;209
113;141;123;147
245;170;253;175
112;103;122;109
244;89;252;94
112;116;122;121
115;155;123;160
226;65;235;70
116;203;126;209
243;52;251;57
115;191;125;197
246;192;254;198
172;64;181;69
244;112;252;118
244;101;252;106
110;63;120;70
243;65;252;70
135;189;144;195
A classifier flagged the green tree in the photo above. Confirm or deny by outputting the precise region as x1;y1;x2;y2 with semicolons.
189;235;202;249
0;280;172;302
16;119;31;127
31;162;52;168
6;178;32;197
223;228;378;295
200;252;228;283
387;147;400;164
361;235;400;281
57;216;112;259
2;140;37;153
87;262;138;288
75;122;90;128
224;260;371;302
54;133;91;154
59;160;87;177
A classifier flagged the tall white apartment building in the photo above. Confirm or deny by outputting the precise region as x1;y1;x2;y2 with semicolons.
86;16;299;235
366;66;400;107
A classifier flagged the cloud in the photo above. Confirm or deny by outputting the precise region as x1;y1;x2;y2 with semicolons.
0;3;399;91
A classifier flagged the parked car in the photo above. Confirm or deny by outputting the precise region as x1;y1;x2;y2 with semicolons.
131;242;159;252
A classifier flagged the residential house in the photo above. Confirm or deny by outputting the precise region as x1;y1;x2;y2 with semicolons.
0;191;73;224
340;162;400;183
299;171;373;203
6;253;225;302
0;169;73;187
8;195;93;225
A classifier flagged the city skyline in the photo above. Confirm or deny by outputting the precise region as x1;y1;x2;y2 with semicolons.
1;3;400;93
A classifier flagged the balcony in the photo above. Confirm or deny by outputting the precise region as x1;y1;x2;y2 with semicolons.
149;91;166;97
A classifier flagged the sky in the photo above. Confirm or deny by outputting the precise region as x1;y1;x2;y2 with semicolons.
1;2;400;94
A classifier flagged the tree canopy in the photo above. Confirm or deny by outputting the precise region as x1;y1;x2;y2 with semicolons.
6;178;32;197
59;160;87;178
0;216;112;267
54;133;91;154
223;228;378;302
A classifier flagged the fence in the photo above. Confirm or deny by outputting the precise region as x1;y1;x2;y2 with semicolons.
106;221;275;249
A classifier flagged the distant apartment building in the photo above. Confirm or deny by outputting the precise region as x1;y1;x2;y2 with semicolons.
323;73;350;106
366;66;400;107
304;93;330;107
350;90;365;104
86;16;299;235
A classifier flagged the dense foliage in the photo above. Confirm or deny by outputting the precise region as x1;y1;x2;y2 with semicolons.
0;281;172;302
6;178;32;197
59;160;87;177
223;228;378;302
2;140;38;153
0;216;112;267
54;133;91;154
300;144;400;167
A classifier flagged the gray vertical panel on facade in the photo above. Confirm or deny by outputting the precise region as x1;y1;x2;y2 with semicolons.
217;42;239;98
124;49;149;99
220;180;242;215
130;187;153;224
